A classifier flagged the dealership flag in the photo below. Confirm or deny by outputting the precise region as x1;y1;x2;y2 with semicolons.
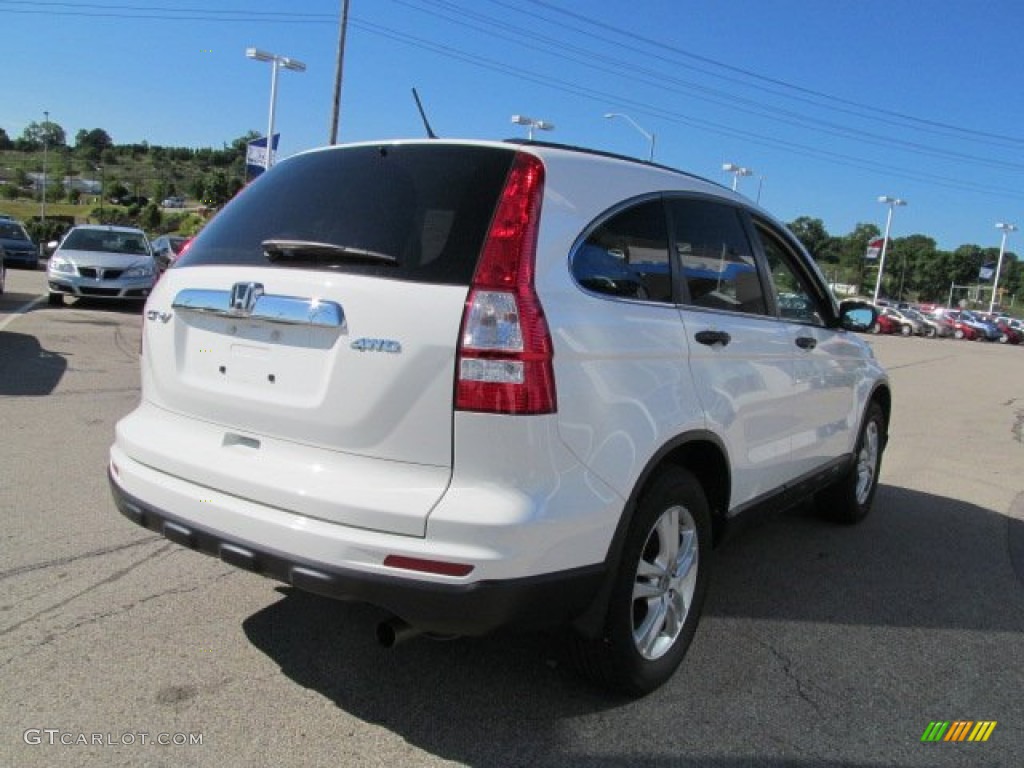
979;262;996;281
246;134;280;180
865;237;884;260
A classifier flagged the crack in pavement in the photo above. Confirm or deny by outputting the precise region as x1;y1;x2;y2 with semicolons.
0;535;163;582
0;570;238;671
0;541;176;637
743;631;829;714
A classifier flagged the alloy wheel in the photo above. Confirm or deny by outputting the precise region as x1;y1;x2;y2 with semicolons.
631;505;699;660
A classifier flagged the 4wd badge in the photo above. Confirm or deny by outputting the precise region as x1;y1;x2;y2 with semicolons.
350;338;402;354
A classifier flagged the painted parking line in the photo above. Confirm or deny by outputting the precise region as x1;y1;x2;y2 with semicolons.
0;295;46;333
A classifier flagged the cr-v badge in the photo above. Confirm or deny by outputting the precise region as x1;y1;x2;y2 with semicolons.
146;310;172;323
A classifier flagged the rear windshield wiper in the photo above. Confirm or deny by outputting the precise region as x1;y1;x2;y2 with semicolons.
261;239;398;266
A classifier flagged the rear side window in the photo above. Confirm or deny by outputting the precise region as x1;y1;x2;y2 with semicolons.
668;198;767;316
177;144;516;286
572;199;672;302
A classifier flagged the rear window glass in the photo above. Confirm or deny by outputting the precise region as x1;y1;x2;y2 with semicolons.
177;144;517;285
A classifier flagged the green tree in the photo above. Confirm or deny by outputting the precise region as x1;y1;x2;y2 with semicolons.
0;127;12;150
836;222;881;294
886;234;937;301
20;120;66;149
788;217;839;263
75;128;114;164
107;180;129;203
141;202;162;231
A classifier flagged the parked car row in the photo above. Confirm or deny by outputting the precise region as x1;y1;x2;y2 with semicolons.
865;302;1022;344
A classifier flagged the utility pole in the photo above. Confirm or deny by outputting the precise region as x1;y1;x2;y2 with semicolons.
329;0;350;144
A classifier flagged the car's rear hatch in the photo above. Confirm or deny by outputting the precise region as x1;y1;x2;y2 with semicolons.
129;142;518;536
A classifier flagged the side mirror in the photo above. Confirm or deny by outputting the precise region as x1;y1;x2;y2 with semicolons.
46;240;59;254
838;300;877;332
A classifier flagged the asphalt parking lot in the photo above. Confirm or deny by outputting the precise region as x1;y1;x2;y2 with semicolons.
2;265;1022;767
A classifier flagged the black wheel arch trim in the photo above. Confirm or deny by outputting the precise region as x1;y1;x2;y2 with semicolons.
572;429;730;637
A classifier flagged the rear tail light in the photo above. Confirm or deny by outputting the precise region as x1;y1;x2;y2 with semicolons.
455;152;555;415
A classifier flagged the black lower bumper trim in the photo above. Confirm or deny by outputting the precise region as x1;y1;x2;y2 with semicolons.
109;471;606;636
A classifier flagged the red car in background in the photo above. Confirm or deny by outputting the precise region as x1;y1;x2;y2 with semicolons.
870;312;900;335
992;318;1022;344
943;312;980;340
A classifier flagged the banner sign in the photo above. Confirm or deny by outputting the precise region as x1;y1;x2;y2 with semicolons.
865;237;884;260
978;263;996;281
246;134;280;180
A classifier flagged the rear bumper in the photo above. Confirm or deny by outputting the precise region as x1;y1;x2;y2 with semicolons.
109;469;605;635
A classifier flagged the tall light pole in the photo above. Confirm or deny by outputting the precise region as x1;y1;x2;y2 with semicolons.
329;0;350;144
41;110;49;228
246;47;306;170
603;112;655;161
990;222;1017;313
722;162;753;192
872;195;907;304
511;114;554;141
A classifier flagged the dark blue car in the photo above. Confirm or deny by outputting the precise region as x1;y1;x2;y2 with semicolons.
0;219;38;269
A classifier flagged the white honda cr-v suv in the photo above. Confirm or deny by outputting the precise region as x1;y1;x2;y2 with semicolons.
110;139;890;695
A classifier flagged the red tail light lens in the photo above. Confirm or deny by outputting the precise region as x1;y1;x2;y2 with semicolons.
455;152;556;415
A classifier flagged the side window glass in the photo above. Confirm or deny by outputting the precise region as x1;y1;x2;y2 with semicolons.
668;199;767;315
755;224;825;326
573;199;672;302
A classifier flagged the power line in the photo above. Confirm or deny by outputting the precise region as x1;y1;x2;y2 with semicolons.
349;18;1024;201
516;0;1024;148
389;0;1024;171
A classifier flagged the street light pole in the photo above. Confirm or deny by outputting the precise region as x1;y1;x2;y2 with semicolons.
603;112;655;161
872;195;907;304
990;222;1017;313
722;162;753;192
41;110;49;228
246;47;307;170
511;114;554;140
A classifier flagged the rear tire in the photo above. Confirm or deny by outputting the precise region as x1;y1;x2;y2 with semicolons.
48;292;64;307
900;324;912;336
817;402;886;524
570;467;711;696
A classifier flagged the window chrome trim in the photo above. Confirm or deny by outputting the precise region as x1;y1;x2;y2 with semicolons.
172;288;345;328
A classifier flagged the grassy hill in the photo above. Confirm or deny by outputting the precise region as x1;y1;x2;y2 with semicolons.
0;137;252;243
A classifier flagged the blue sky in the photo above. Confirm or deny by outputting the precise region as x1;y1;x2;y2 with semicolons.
5;0;1024;252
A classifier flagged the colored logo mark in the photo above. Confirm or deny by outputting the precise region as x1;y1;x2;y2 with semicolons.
921;721;997;742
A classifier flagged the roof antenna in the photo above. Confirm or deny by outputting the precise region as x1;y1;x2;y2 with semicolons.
412;88;438;139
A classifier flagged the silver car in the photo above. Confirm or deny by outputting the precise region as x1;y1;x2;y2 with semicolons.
46;225;157;306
